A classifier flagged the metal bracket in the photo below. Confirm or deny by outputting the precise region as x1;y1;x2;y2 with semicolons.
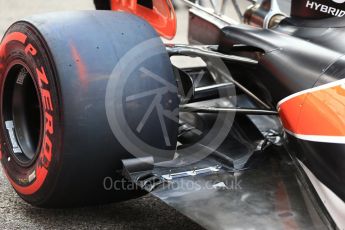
122;157;154;181
162;166;221;180
166;44;258;64
136;172;167;192
180;105;278;115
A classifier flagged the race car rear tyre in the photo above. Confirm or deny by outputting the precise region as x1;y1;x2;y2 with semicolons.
0;11;178;207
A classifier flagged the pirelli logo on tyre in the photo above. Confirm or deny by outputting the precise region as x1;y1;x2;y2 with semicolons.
35;66;54;170
0;31;55;195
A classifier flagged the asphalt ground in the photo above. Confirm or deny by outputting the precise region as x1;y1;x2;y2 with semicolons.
0;1;203;229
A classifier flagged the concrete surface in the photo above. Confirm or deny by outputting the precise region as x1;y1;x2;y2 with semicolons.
0;1;202;229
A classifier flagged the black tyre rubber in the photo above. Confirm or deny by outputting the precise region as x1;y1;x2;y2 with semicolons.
0;11;178;207
94;0;111;10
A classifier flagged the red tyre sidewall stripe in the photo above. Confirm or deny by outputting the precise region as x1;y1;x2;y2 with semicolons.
0;32;27;57
5;167;48;195
1;31;54;195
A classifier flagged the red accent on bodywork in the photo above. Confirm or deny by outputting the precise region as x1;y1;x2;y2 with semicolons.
298;85;345;136
279;94;306;134
110;0;176;40
279;84;345;136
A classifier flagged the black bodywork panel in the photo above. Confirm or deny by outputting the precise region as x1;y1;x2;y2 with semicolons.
123;112;333;230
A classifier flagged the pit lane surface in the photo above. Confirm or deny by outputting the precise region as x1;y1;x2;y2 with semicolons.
0;1;202;229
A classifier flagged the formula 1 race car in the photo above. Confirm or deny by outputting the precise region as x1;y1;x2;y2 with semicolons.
0;0;344;229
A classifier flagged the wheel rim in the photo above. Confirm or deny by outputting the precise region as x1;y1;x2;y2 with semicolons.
2;62;43;166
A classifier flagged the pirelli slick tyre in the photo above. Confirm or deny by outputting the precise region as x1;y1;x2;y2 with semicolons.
0;11;178;207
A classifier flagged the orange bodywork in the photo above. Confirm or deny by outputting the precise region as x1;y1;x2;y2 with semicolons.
110;0;177;40
279;83;345;137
